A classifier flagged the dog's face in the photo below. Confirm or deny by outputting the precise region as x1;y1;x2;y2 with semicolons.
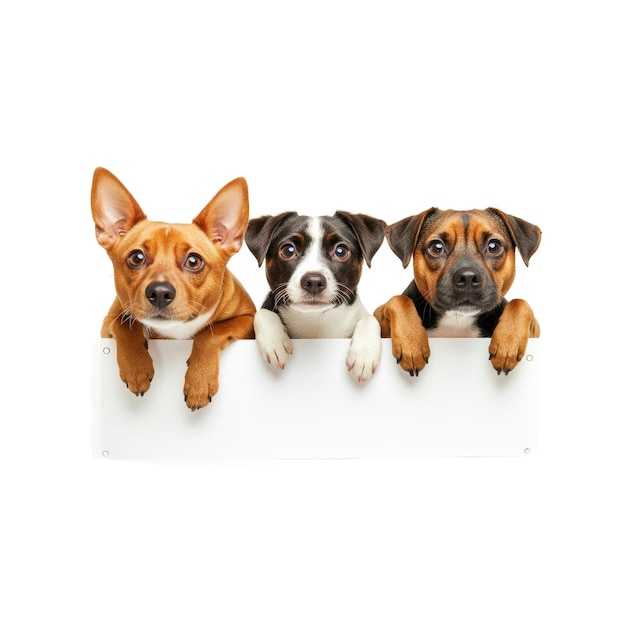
92;167;249;338
246;212;386;312
387;208;541;316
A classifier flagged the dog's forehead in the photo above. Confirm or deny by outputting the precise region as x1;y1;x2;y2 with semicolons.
424;210;509;242
319;215;358;240
269;215;311;244
122;221;212;252
273;215;355;244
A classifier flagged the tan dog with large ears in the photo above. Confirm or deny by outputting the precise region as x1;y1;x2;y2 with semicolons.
91;167;256;410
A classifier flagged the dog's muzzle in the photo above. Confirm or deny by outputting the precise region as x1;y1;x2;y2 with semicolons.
435;263;497;312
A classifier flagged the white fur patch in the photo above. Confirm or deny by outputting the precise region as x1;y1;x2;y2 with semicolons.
285;217;339;306
427;311;480;338
346;313;382;383
279;297;368;338
254;308;293;369
141;306;216;340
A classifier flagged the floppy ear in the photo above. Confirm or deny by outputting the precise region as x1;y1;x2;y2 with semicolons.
91;167;147;250
386;208;439;268
244;212;298;266
193;177;250;259
487;208;542;266
334;212;387;268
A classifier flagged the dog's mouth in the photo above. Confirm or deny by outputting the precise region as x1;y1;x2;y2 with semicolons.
274;290;338;312
433;287;500;315
146;310;175;321
145;309;197;325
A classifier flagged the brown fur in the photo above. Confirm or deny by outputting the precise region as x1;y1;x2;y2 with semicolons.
375;208;540;375
92;167;255;410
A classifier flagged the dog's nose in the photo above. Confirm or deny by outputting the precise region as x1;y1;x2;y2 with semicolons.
453;267;482;292
300;272;327;295
146;281;176;308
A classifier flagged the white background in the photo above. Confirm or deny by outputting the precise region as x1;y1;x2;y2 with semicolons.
1;1;624;624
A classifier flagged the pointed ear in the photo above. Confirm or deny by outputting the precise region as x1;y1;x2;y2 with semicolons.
91;167;147;250
487;208;542;266
193;177;249;258
386;208;439;268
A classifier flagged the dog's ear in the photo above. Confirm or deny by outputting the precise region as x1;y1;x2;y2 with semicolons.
194;177;250;258
245;212;298;266
91;167;147;250
487;208;542;266
386;208;440;268
334;212;387;268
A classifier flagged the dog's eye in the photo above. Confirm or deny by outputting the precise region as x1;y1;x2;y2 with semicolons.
333;244;351;261
427;240;445;257
279;243;297;260
184;254;205;272
486;239;504;256
127;250;146;268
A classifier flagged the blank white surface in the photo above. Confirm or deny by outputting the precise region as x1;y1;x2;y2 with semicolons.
93;337;540;460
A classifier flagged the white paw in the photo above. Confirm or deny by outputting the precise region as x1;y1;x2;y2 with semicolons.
346;315;382;383
254;309;293;370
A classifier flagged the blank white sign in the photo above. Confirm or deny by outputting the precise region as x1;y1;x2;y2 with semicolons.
93;337;540;460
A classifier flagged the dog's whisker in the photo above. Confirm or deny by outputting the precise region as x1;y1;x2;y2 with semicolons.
115;306;137;326
333;284;356;306
272;283;291;308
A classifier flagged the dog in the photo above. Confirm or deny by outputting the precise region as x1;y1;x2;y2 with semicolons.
245;211;387;382
91;167;256;410
374;207;541;376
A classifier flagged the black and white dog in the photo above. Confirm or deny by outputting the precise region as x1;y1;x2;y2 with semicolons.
245;212;387;382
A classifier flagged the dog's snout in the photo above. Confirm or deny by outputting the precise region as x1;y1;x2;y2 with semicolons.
146;281;176;308
300;272;327;295
453;267;482;292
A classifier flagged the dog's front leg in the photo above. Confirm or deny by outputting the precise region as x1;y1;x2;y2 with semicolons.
183;314;255;410
253;309;293;370
346;315;382;383
106;312;154;397
489;299;540;374
374;295;430;376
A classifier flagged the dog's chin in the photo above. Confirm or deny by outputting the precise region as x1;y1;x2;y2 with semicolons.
434;303;483;317
287;301;336;313
140;310;214;340
147;312;174;321
451;306;482;316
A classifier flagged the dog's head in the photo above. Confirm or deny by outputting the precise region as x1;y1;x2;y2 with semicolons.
245;211;386;311
386;208;541;315
91;167;249;337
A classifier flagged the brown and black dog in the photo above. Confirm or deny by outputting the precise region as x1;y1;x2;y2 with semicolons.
374;208;541;376
91;167;256;410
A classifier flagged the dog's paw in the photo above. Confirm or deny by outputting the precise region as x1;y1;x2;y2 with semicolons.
118;353;154;396
346;316;382;383
346;339;381;383
254;309;293;370
391;327;430;376
488;333;527;375
489;300;536;374
259;333;293;370
183;371;218;411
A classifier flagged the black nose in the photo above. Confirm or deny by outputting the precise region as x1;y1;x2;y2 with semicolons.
453;267;482;292
145;281;176;308
300;272;327;295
